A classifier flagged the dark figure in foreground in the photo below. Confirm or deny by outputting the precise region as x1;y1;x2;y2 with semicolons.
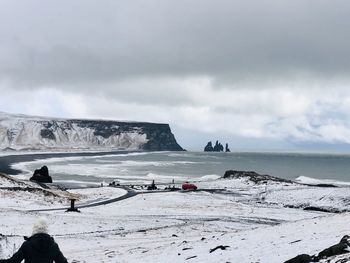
0;217;67;263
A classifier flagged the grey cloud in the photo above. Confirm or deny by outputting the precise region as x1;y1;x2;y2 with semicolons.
3;0;350;150
1;0;350;89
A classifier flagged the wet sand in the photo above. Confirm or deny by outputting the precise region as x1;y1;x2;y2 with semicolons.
0;151;135;175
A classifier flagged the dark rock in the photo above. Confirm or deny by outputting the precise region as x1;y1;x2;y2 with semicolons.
139;123;184;151
204;141;214;152
340;235;350;245
303;206;342;213
40;129;56;140
30;166;53;183
283;254;313;263
284;204;343;213
290;240;302;244
6;130;16;141
286;236;350;262
213;141;224;152
225;143;230;152
223;170;294;184
204;141;228;152
317;238;349;259
209;245;230;253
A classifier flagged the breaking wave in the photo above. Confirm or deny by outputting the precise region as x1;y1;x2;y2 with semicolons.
295;176;350;186
197;174;221;181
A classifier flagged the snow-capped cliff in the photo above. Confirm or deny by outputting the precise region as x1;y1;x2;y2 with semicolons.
0;112;184;151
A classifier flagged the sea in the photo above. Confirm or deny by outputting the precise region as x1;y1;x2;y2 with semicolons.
10;151;350;187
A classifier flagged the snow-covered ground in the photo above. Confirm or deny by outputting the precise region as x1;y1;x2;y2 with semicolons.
1;173;350;262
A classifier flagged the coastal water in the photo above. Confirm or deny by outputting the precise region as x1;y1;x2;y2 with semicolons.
10;151;350;186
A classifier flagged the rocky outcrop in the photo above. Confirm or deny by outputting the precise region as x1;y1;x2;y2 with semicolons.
204;141;214;152
213;141;224;152
284;235;350;262
284;254;313;263
0;111;184;151
222;170;295;184
30;166;53;183
204;141;229;152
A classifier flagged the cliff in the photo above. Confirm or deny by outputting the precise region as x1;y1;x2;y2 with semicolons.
0;112;184;151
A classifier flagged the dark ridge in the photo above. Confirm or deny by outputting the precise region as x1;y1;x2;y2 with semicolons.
222;170;295;184
303;206;342;213
314;183;338;188
284;235;350;262
284;204;343;213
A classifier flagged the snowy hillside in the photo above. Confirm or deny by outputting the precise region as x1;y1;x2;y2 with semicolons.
0;112;183;151
1;172;350;262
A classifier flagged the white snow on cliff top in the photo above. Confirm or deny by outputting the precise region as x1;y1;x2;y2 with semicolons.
0;111;165;124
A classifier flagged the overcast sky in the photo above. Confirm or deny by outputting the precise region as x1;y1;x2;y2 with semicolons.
1;0;350;151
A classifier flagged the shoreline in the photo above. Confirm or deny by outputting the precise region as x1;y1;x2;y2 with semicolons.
0;150;137;175
1;154;350;262
2;150;350;187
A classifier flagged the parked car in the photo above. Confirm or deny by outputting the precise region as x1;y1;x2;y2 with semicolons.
182;182;197;191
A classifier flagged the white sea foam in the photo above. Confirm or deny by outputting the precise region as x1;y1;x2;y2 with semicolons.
10;162;36;174
146;173;185;181
197;174;221;181
116;160;197;167
295;175;350;186
166;152;200;158
88;152;151;159
9;152;152;171
8;151;350;187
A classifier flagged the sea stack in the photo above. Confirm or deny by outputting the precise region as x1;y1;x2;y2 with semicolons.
204;140;230;152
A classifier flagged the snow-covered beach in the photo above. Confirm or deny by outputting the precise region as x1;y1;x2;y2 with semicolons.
1;152;350;262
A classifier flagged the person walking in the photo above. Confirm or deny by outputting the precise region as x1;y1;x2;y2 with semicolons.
0;217;68;263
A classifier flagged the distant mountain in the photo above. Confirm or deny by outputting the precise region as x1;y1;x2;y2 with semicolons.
0;112;184;151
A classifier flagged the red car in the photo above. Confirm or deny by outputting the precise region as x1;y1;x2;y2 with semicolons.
182;183;198;191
